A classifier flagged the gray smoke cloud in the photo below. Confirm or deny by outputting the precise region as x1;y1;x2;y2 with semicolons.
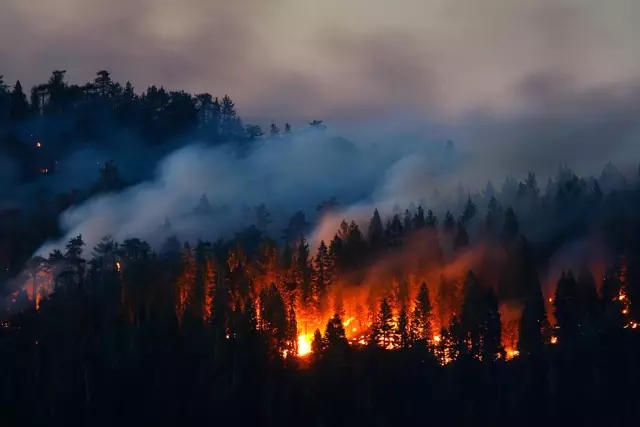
0;0;637;257
36;71;640;256
2;0;640;122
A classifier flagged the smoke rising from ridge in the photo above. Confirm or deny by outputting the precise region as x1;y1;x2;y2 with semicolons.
1;0;637;258
36;72;640;257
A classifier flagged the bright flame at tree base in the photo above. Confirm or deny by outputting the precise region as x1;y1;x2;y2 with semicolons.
298;334;312;357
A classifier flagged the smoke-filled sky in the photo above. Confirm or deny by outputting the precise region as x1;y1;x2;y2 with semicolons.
3;0;640;257
2;0;640;122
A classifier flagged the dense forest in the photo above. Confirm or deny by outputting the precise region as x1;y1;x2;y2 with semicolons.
2;71;640;426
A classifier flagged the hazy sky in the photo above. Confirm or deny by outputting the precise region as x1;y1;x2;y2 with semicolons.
2;0;639;122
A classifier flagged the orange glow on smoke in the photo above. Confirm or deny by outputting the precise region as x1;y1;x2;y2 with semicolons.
12;230;640;366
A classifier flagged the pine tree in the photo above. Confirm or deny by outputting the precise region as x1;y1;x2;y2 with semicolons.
293;235;314;311
518;290;548;356
328;233;343;277
370;297;396;348
485;196;503;236
386;214;404;247
449;316;467;361
282;241;293;275
436;326;452;363
245;124;264;140
196;242;216;322
286;305;299;356
314;240;333;316
30;86;42;115
397;306;412;349
482;288;505;361
220;94;236;138
600;268;625;332
460;271;485;358
443;211;455;231
344;221;366;270
577;268;600;330
461;195;477;224
426;209;438;228
176;242;196;325
324;313;348;351
554;271;580;343
403;209;413;232
61;235;86;292
411;282;433;343
498;235;542;302
367;209;384;252
311;329;324;362
9;80;30;121
260;284;288;357
411;205;425;229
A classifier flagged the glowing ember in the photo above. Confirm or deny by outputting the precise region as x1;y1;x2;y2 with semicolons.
116;262;121;272
433;335;441;343
550;336;558;344
506;348;520;359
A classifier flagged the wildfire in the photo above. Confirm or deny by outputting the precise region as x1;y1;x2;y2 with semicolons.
298;334;312;357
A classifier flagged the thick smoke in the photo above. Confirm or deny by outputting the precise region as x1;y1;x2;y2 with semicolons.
37;72;640;256
3;0;640;122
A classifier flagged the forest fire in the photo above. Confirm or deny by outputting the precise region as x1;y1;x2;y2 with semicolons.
9;231;637;368
5;203;639;372
298;334;312;357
